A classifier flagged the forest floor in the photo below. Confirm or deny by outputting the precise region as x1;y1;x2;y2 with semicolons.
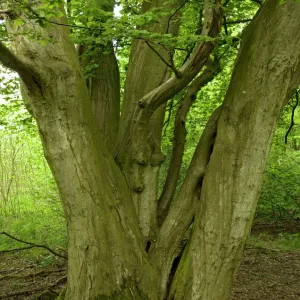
0;222;299;300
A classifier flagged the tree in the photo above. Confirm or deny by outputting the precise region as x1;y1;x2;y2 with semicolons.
0;0;300;299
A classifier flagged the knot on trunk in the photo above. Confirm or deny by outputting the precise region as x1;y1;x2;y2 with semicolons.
133;144;151;166
151;151;165;166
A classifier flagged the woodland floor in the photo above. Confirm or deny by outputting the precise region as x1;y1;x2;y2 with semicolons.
0;223;299;300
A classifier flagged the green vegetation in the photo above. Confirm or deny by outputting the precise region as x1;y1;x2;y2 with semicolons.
0;124;66;262
247;233;300;252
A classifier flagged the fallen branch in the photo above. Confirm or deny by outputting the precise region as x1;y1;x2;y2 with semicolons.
0;245;35;254
0;232;67;259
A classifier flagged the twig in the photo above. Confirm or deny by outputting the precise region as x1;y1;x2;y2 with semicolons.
223;18;252;25
0;268;66;281
285;90;299;144
14;0;104;32
163;99;174;135
0;232;67;259
252;0;263;5
166;0;189;34
223;15;228;35
144;40;182;78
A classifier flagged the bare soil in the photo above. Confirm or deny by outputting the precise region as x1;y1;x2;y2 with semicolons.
232;248;300;300
0;254;66;299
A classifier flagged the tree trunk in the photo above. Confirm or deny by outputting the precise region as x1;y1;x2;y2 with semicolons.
169;1;300;299
4;12;159;300
116;0;183;241
76;0;120;153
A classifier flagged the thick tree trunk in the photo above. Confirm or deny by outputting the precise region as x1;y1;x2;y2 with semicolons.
4;13;159;300
169;1;300;299
76;0;120;153
88;45;120;153
116;0;183;241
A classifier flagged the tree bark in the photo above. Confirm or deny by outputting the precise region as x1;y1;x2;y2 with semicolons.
116;0;222;242
3;10;159;300
116;0;183;241
157;59;221;226
79;43;120;153
76;0;120;153
169;1;300;299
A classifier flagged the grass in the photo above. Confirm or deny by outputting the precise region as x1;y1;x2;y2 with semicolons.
0;196;67;265
247;232;300;251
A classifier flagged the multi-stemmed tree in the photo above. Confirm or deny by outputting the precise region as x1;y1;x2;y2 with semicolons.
1;0;300;299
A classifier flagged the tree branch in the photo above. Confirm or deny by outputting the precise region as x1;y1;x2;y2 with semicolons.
0;245;35;254
138;0;222;112
149;107;222;296
166;0;189;34
223;18;252;25
144;40;182;78
0;42;33;84
0;232;67;259
157;58;221;226
251;0;262;6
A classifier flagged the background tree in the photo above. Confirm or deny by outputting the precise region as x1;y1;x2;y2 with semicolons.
0;0;300;299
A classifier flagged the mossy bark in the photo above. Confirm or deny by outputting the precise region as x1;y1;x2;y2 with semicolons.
169;1;300;298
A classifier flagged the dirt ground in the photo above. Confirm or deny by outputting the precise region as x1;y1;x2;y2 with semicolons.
0;241;299;299
232;248;300;299
0;254;66;299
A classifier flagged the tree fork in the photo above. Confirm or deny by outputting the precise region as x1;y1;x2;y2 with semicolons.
157;58;221;226
149;107;222;298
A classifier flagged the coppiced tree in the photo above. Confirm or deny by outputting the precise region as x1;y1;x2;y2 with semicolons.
1;0;300;299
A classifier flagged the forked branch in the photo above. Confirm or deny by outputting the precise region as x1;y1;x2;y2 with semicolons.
138;0;222;112
157;58;221;226
149;107;222;296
